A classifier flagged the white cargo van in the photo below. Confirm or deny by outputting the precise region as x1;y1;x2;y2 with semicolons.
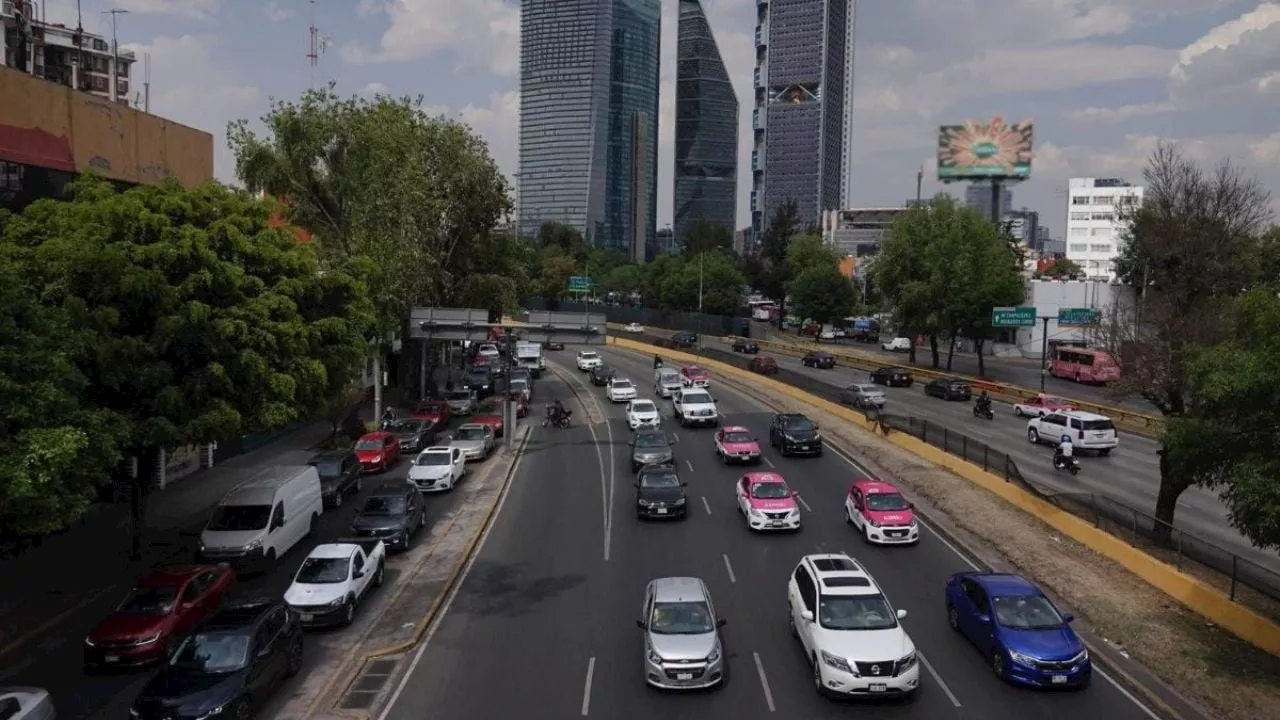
515;341;545;377
199;465;324;571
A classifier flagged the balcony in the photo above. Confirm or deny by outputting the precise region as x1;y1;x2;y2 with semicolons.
752;150;760;172
750;191;758;213
753;109;763;130
754;67;762;88
755;27;765;47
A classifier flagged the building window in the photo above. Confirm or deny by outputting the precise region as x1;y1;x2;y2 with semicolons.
1090;227;1109;237
1089;244;1112;253
1092;196;1114;205
1070;227;1087;236
1068;244;1087;253
1091;213;1114;221
1071;196;1089;205
1070;212;1090;221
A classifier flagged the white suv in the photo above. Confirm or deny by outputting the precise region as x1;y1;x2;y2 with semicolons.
1026;410;1118;455
576;350;602;371
606;378;638;402
787;554;919;699
672;388;719;428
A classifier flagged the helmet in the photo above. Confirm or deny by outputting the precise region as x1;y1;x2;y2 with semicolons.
1061;434;1071;443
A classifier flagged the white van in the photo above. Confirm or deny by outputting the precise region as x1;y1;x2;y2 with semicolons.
199;465;324;571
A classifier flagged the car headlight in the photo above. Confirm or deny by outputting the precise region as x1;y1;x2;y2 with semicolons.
706;647;721;663
1009;649;1038;666
134;633;161;646
372;453;383;461
84;636;97;647
194;704;226;719
749;508;764;518
1070;648;1089;664
867;519;880;527
898;651;918;669
820;650;852;673
242;539;262;551
327;597;346;607
673;498;686;506
648;649;664;664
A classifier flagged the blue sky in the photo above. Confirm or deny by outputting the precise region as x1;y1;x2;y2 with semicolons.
46;0;1280;238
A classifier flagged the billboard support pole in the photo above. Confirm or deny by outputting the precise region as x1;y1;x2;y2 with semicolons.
1039;316;1051;391
990;179;1002;225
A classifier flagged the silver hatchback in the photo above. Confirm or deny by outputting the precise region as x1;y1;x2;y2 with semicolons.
637;577;726;690
841;383;886;409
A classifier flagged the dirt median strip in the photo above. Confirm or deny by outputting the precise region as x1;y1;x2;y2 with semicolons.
628;341;1280;720
549;363;606;425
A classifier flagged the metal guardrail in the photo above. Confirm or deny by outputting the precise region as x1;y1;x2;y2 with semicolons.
618;330;1280;621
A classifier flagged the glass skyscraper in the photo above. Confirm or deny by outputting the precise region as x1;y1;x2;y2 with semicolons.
751;0;852;240
518;0;659;260
673;0;739;249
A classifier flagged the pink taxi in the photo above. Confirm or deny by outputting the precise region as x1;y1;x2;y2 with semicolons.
844;479;918;545
735;472;801;531
680;365;710;388
714;426;761;464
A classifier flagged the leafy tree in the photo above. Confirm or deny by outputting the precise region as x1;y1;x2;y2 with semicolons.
653;250;744;315
1034;257;1083;279
683;220;734;255
874;201;945;364
602;263;643;295
452;231;533;318
537;221;589;266
6;177;374;552
785;233;837;280
536;244;577;300
756;200;800;325
789;264;859;329
936;211;1025;375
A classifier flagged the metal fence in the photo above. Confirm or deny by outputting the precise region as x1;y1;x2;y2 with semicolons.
528;298;745;336
627;331;1280;619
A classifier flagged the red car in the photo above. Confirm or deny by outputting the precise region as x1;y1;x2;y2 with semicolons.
749;356;779;374
714;425;762;464
471;398;506;437
1013;393;1076;418
414;400;452;426
84;564;235;668
680;365;711;388
844;479;919;545
355;431;401;472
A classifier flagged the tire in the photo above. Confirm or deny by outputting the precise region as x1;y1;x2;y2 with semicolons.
1028;428;1040;444
813;655;825;695
373;561;385;587
1014;407;1024;417
285;636;304;677
333;491;343;509
229;698;251;720
1099;448;1112;457
342;598;356;626
401;529;413;550
991;650;1006;681
307;514;318;538
947;604;960;631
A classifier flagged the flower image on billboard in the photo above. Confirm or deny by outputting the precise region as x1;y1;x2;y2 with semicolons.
937;116;1034;181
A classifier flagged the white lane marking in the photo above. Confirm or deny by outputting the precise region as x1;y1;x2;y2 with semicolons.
796;494;814;513
918;652;961;707
701;496;712;515
722;553;737;583
581;656;596;715
561;366;617;561
762;456;775;468
377;428;531;720
752;652;776;712
685;459;695;472
672;432;680;442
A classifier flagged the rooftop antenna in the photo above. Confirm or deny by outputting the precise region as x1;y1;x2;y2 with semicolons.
102;8;128;102
307;0;319;87
143;52;150;112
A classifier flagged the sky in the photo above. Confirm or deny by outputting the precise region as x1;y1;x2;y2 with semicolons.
41;0;1280;240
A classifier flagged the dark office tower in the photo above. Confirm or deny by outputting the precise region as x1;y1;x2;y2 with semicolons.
673;0;739;249
605;0;661;259
751;0;851;239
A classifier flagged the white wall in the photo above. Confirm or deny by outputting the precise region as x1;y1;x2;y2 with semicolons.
1014;279;1132;359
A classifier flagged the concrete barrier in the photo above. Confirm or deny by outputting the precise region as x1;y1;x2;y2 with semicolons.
609;335;1280;658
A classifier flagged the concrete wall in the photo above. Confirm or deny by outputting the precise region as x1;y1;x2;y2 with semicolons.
1015;279;1134;358
0;65;213;186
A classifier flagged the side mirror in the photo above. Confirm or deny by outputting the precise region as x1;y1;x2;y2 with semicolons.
256;647;271;660
353;569;365;579
977;614;992;625
800;610;815;622
753;437;760;442
906;502;915;509
1062;612;1075;623
681;481;688;487
636;620;646;629
814;424;820;430
896;608;908;619
717;617;727;628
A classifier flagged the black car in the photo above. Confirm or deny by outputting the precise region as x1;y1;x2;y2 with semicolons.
925;377;971;401
590;364;617;386
801;351;836;369
634;463;688;519
769;413;823;456
508;366;533;388
391;418;436;454
349;486;426;551
130;599;303;720
308;450;364;509
732;339;759;353
870;365;914;388
465;367;494;398
544;340;565;351
671;331;697;348
483;355;506;378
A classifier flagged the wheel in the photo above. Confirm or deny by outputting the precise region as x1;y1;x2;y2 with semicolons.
307;514;318;538
787;607;798;636
373;561;385;587
1099;448;1112;457
947;604;960;631
333;491;343;509
1075;373;1082;383
285;636;303;677
845;506;853;524
991;650;1006;681
1028;428;1040;444
228;698;251;720
163;636;180;663
342;598;356;626
812;655;825;694
265;548;277;564
1069;465;1080;476
1014;407;1023;417
401;529;413;549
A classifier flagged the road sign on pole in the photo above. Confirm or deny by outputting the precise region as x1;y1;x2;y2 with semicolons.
569;276;592;293
1057;308;1100;326
991;306;1037;327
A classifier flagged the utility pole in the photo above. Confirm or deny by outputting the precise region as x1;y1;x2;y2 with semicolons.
915;167;923;205
102;8;127;103
1039;316;1051;391
307;0;319;87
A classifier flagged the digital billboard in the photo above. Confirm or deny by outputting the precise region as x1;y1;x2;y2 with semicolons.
937;117;1033;181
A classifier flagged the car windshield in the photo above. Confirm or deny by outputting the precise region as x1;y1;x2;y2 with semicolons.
684;367;706;376
449;391;472;401
580;352;598;359
417;452;450;466
751;483;790;499
818;594;899;630
467;373;490;382
418;402;446;413
854;385;879;394
949;381;969;388
784;419;815;433
1041;396;1067;405
295;557;349;584
362;496;406;516
723;432;753;443
511;381;527;391
992;594;1065;629
118;586;178;614
1082;419;1114;431
355;439;382;451
865;492;909;511
613;380;633;388
634;434;667;449
631;401;656;413
312;460;343;478
455;428;483;441
682;392;711;404
172;631;251;673
640;471;680;488
649;601;714;634
206;504;270;531
393;421;423;433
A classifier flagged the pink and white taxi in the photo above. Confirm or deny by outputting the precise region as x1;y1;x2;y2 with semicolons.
735;472;801;531
844;479;918;545
714;426;761;464
680;365;711;388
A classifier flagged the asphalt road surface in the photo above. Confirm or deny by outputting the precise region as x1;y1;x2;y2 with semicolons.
753;350;1280;575
381;346;1163;720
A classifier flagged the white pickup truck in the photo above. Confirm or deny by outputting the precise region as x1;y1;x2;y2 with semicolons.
673;388;719;428
284;538;385;627
515;341;545;377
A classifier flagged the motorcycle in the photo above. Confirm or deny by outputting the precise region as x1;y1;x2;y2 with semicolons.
1053;454;1081;476
543;406;572;428
972;402;994;420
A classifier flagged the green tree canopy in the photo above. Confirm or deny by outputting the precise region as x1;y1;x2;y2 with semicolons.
789;264;859;328
785;233;837;280
536;244;577;300
752;200;800;321
683;220;734;255
643;250;743;315
1034;257;1083;279
536;221;589;266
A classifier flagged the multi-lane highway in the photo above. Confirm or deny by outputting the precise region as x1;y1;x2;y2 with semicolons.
381;345;1163;720
747;349;1280;574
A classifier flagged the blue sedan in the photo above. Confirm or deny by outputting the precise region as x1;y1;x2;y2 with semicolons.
944;571;1092;689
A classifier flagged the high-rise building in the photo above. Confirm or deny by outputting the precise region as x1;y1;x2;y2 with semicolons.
517;0;660;259
965;180;1013;221
673;0;737;249
1065;177;1144;279
751;0;851;240
2;0;135;104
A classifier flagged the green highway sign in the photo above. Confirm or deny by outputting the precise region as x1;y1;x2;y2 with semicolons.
569;276;592;293
991;306;1037;327
1058;307;1100;326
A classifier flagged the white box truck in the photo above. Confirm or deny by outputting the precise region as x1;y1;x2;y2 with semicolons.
516;341;545;377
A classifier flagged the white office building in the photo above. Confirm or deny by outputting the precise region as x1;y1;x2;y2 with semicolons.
1065;178;1144;280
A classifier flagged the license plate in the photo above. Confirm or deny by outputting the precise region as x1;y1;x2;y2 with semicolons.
677;672;693;680
769;521;783;527
868;683;887;692
1051;675;1068;685
301;614;314;622
104;654;119;663
657;508;668;515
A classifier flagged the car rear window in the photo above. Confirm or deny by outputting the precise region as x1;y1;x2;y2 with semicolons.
1081;419;1114;431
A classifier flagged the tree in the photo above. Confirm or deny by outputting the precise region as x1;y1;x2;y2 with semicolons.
451;231;533;318
536;222;589;266
785;233;837;280
789;265;859;328
683;220;734;255
874;200;947;365
1034;257;1083;279
536;244;577;301
6;177;374;554
601;263;643;296
653;250;744;315
1104;141;1274;541
756;200;800;325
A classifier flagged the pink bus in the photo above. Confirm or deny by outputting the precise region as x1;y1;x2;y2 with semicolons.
1049;346;1121;384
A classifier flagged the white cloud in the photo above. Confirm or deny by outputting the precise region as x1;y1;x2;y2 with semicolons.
359;82;390;97
455;90;520;177
110;0;220;19
264;1;293;22
341;0;519;77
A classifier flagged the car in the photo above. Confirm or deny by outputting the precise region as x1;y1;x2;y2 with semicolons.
881;337;912;352
844;480;918;544
577;350;603;371
413;399;452;426
630;428;676;472
671;331;697;348
735;472;801;531
802;351;836;369
544;340;565;351
590;364;616;386
732;338;759;353
749;355;780;374
354;431;401;473
483;355;506;378
508;377;533;403
788;554;919;699
450;423;496;461
465;367;495;398
840;383;886;409
680;365;710;388
635;463;688;519
606;377;638;402
924;377;971;401
390;418;436;454
84;565;236;668
349;486;426;551
284;539;385;627
1013;393;1076;418
870;366;913;388
470;398;507;438
307;449;364;509
1026;410;1118;455
653;368;683;398
637;577;727;689
672;388;718;428
769;413;822;456
409;446;467;492
475;343;500;359
446;388;477;415
623;322;645;333
945;572;1091;688
0;688;55;720
130;599;303;720
508;365;534;389
625;399;662;430
714;426;761;464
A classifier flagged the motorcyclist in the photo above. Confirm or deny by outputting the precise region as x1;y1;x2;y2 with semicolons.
975;391;991;413
1054;435;1074;469
653;354;663;369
